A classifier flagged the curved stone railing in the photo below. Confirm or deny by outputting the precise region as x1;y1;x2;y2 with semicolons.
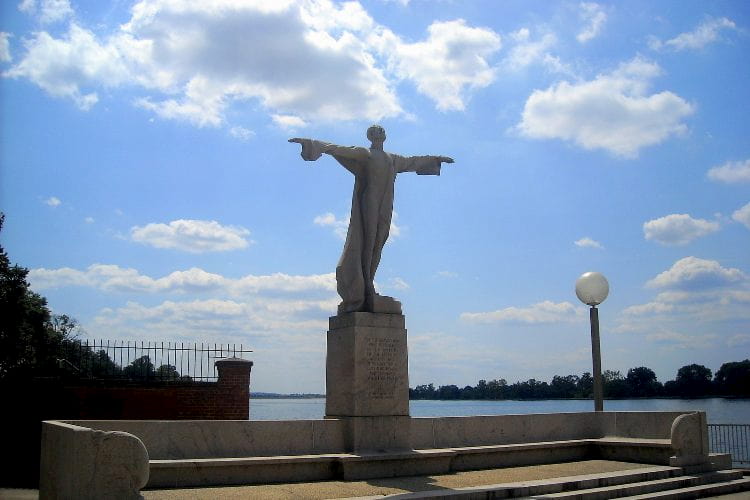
40;421;149;500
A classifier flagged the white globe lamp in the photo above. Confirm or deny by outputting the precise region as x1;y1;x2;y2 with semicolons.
575;271;609;412
575;272;609;306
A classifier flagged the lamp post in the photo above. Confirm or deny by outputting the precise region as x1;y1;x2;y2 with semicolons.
575;272;609;412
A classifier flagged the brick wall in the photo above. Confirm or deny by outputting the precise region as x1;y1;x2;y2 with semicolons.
63;357;253;420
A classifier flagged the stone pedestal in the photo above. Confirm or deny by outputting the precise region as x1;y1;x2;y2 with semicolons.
326;312;410;451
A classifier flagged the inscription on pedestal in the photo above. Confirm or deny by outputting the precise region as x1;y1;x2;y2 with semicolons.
326;312;409;417
365;337;401;399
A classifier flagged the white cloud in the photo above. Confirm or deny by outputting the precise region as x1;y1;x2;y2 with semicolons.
617;257;750;340
574;237;603;249
646;256;746;290
44;196;61;207
134;75;227;127
577;2;607;43
314;211;402;241
29;263;336;296
89;297;333;343
372;19;501;111
651;17;737;52
732;202;750;230
272;114;308;129
616;287;750;336
314;212;349;240
130;219;252;253
7;1;506;124
4;23;133;110
504;29;556;71
229;126;254;141
388;212;402;239
517;57;694;158
643;213;720;245
389;277;410;290
621;301;674;316
645;330;718;350
708;159;750;184
19;0;73;24
0;32;11;62
460;300;585;324
84;216;94;223
7;1;402;123
436;270;458;279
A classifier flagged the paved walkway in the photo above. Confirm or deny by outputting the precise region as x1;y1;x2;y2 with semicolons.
141;460;649;499
3;462;746;499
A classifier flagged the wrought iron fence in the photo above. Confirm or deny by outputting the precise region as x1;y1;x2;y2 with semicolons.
57;340;252;382
708;424;750;465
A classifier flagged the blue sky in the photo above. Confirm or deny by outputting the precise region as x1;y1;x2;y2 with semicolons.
1;0;748;393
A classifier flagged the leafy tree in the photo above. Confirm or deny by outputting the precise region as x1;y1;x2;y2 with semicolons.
486;378;507;399
475;379;488;399
510;379;551;399
663;380;678;397
437;384;460;399
603;370;629;398
550;374;579;398
156;364;181;380
122;355;155;380
674;364;713;398
0;214;80;380
410;383;436;399
714;359;750;397
576;372;593;398
627;366;662;397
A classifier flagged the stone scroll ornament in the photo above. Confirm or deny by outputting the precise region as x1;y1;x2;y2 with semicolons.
289;125;454;314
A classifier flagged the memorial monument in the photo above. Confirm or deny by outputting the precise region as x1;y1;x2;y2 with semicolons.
289;125;455;450
40;128;728;495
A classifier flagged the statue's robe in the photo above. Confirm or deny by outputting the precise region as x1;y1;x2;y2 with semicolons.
297;139;443;313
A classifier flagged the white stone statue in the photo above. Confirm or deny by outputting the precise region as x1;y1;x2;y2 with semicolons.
289;125;454;314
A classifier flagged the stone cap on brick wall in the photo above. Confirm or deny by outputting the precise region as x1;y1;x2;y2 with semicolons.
215;357;254;368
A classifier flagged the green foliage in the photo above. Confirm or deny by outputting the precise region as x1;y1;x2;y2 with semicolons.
626;366;661;397
0;214;80;380
409;361;746;400
550;374;580;398
122;355;156;380
576;372;593;398
673;363;713;398
714;359;750;397
0;214;191;383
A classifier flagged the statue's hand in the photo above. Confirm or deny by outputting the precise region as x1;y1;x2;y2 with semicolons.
439;156;455;164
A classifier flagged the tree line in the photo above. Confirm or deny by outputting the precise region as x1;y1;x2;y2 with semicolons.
410;362;750;400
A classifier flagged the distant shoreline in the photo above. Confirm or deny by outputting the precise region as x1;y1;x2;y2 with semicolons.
251;395;750;401
252;393;325;399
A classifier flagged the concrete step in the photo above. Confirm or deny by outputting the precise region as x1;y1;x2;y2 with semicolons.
530;470;744;499
357;466;682;498
360;468;748;499
623;476;750;499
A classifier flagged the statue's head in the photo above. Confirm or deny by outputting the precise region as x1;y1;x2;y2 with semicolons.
366;124;386;144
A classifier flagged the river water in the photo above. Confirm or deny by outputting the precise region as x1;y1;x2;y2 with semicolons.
249;398;750;424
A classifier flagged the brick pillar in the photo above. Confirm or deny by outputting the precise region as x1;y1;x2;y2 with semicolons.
215;357;253;419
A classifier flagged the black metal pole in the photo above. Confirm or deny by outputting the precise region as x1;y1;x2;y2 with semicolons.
590;306;604;412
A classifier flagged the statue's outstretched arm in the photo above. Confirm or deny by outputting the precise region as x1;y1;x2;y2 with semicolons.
394;154;455;176
289;138;368;174
288;138;336;161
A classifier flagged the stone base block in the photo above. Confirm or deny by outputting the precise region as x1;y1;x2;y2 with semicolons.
342;416;411;452
340;449;454;480
326;312;409;418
